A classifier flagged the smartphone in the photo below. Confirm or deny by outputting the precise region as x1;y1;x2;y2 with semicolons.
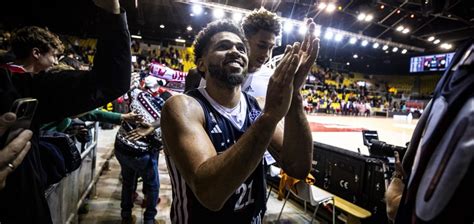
0;98;38;148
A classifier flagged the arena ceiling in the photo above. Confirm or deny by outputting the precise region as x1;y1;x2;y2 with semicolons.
1;0;473;74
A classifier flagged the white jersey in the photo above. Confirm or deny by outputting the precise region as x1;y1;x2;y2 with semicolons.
242;65;274;98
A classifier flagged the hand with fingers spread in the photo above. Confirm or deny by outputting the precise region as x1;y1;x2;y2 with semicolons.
126;122;156;141
263;44;301;122
293;18;320;93
0;113;33;191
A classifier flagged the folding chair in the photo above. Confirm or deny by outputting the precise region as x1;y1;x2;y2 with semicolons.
278;181;335;224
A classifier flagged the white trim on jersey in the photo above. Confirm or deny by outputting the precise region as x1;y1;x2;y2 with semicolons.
167;156;189;224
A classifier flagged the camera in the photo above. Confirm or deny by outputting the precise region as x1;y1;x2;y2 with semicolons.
362;130;407;159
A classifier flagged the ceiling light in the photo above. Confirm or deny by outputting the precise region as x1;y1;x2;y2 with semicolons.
159;24;165;29
232;12;243;22
314;27;322;36
353;54;358;59
440;43;452;49
427;36;435;42
410;14;415;18
346;62;350;65
380;5;385;9
396;10;401;14
334;33;344;42
349;37;357;44
401;49;407;54
433;39;441;44
338;6;342;10
318;2;327;10
186;26;192;31
299;25;307;35
372;43;379;48
191;4;203;15
175;38;186;43
326;3;336;13
357;13;366;21
213;8;225;19
284;22;293;33
361;40;368;46
392;47;399;52
402;28;410;34
396;25;404;31
131;35;142;39
324;31;334;40
382;45;389;50
364;14;374;22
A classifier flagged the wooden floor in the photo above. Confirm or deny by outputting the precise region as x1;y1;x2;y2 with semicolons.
78;114;418;224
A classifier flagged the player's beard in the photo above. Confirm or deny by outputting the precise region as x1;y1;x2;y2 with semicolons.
208;64;245;88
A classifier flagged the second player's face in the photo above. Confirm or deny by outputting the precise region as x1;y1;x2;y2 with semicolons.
247;30;276;73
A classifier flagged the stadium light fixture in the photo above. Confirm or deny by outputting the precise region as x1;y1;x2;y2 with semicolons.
372;42;379;48
324;30;334;40
396;25;404;32
364;14;374;22
318;2;327;10
299;25;307;35
186;26;192;31
440;43;452;49
357;13;366;21
401;49;407;54
213;8;225;19
427;36;435;42
232;12;243;22
361;40;368;47
402;28;410;34
392;47;399;52
192;4;203;15
353;54;358;58
159;24;165;29
382;45;389;50
284;22;293;33
334;33;344;42
326;3;336;13
314;26;322;36
349;37;357;44
433;39;441;44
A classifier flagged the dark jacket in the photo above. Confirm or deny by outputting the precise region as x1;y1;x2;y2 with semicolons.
0;8;131;224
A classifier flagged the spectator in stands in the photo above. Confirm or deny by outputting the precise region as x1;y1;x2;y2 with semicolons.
161;19;318;223
0;0;131;223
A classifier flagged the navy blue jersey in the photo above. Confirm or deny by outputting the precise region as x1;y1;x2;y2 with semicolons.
166;89;267;224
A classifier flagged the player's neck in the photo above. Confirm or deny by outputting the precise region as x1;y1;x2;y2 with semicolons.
248;63;262;73
205;80;241;108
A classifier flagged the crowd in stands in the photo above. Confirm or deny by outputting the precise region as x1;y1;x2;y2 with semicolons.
1;28;434;118
300;65;430;116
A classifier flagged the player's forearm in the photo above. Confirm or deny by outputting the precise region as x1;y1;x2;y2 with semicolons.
192;113;278;211
281;94;313;179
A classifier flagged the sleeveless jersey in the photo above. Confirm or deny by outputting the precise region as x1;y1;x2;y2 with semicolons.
166;89;267;224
